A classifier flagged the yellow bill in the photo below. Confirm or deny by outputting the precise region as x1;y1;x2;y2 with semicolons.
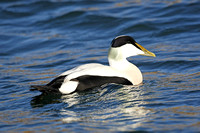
136;43;156;57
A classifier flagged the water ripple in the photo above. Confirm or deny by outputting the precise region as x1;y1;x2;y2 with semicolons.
0;0;200;132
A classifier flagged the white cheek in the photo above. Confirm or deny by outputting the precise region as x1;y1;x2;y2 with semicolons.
121;44;144;57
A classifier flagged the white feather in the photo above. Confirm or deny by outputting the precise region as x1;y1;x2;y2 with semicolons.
109;44;144;60
65;64;127;81
59;80;78;94
60;63;103;76
58;63;130;94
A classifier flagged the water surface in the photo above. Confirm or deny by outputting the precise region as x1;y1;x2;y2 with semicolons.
0;0;200;132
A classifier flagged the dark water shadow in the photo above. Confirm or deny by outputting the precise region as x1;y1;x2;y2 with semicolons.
31;93;62;108
30;86;104;108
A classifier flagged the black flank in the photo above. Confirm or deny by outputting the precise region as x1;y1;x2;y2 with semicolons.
31;75;132;94
73;75;132;92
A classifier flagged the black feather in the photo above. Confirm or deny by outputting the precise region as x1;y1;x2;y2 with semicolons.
31;75;67;94
111;35;141;50
31;75;132;94
74;75;132;92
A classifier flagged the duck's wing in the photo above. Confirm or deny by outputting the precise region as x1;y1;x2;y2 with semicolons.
31;63;105;94
58;64;132;94
71;75;132;92
31;63;132;94
59;63;104;76
65;64;126;81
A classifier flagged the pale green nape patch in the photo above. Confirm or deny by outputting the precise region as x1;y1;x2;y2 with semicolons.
108;47;124;61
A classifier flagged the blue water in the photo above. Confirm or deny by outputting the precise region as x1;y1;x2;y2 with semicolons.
0;0;200;132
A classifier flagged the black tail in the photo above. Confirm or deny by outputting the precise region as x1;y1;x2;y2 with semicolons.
30;85;60;94
30;75;67;94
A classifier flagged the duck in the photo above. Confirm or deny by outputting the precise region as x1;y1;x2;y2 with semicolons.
31;35;156;94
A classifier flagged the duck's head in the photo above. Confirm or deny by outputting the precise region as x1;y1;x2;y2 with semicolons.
108;35;156;61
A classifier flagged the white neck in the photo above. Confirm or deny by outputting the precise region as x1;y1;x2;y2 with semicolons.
108;47;143;85
108;57;131;70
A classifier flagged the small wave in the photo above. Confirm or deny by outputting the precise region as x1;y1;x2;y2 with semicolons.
139;60;200;73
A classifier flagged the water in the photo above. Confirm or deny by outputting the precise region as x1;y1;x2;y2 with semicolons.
0;0;200;132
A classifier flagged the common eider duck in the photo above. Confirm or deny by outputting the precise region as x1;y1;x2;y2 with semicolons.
31;35;156;94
